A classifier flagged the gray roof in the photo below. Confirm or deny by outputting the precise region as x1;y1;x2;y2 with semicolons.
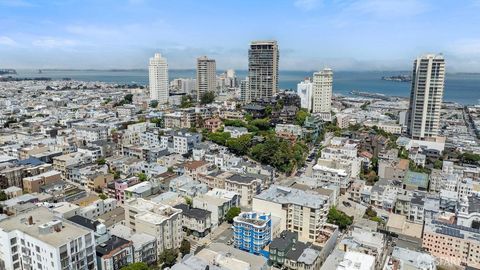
174;204;211;220
255;185;329;209
227;174;257;184
270;230;297;250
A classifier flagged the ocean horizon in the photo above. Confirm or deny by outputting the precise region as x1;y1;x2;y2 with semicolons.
9;69;480;105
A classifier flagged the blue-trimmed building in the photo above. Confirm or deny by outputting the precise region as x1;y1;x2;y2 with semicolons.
233;211;271;255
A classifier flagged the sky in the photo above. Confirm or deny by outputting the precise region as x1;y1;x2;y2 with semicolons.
1;0;480;71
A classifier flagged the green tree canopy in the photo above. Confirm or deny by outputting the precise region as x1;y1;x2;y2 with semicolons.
0;191;7;201
158;249;178;267
149;100;159;108
137;172;148;182
180;239;191;257
200;91;215;105
327;207;353;230
96;158;106;165
180;95;194;108
121;262;150;270
225;207;241;223
295;109;310;126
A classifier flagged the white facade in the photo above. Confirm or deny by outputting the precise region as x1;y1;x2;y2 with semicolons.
149;53;169;104
297;78;313;112
312;68;333;113
0;207;97;270
407;54;445;139
124;198;183;255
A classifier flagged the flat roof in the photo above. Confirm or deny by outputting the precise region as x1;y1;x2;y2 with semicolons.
255;185;329;209
0;207;91;247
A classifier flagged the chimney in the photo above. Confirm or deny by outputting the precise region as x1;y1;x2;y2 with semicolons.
28;216;33;225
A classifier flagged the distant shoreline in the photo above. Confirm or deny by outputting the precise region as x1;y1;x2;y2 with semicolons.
7;68;480;76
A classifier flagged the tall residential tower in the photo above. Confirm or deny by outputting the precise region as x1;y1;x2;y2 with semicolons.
149;53;169;104
312;68;333;113
248;40;279;101
196;56;216;101
407;54;445;139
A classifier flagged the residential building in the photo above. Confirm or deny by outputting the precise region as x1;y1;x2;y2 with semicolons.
233;211;271;254
0;207;97;270
174;203;212;237
109;224;157;266
204;118;223;133
312;68;333;113
124;198;183;255
248;40;279;101
96;235;134;270
224;174;262;207
297;78;313;112
423;219;480;269
22;170;61;193
253;185;330;241
149;53;169;104
269;230;321;270
196;56;216;100
407;54;445;139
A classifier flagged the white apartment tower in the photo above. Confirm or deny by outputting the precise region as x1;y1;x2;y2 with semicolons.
240;77;250;104
196;56;216;101
407;54;445;139
248;40;279;101
149;53;169;104
312;68;333;113
297;78;313;112
0;207;97;270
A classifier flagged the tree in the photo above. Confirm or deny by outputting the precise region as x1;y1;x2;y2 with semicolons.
149;100;159;108
158;249;178;267
180;239;191;257
185;196;192;206
121;262;150;270
114;171;121;179
96;158;106;165
0;191;7;201
327;207;353;230
200;91;215;105
295;109;310;126
98;193;108;200
124;94;133;104
225;207;241;223
180;95;194;108
137;173;148;182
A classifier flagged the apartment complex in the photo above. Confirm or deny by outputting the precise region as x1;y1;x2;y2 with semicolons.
248;40;279;101
253;185;330;241
0;207;97;270
148;53;169;104
312;68;333;113
124;198;183;255
233;211;272;254
407;54;445;139
196;56;216;100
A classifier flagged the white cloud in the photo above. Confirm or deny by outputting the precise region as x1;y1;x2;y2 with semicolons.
294;0;321;11
32;38;77;48
0;36;16;46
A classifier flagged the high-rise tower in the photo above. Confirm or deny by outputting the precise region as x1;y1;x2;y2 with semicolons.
148;53;169;104
312;68;333;113
196;56;216;101
407;54;445;139
248;40;279;101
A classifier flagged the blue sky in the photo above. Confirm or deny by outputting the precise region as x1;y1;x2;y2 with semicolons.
1;0;480;71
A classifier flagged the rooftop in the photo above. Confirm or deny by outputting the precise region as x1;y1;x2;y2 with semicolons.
255;185;329;209
96;235;131;256
0;207;92;247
